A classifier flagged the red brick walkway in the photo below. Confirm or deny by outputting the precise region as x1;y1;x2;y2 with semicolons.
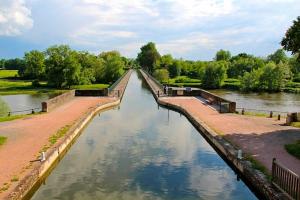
0;97;116;198
160;97;300;175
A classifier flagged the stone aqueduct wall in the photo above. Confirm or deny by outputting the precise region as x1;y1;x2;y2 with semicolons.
42;90;75;112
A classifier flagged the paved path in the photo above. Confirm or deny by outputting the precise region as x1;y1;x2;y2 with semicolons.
0;97;116;198
160;97;300;175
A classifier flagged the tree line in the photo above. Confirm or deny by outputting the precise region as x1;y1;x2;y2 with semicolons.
0;45;134;89
136;17;300;92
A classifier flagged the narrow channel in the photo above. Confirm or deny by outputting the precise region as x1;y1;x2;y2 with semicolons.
31;71;257;200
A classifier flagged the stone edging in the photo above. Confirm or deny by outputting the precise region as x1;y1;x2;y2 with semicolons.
139;69;287;200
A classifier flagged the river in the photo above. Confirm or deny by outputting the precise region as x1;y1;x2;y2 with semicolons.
31;71;256;200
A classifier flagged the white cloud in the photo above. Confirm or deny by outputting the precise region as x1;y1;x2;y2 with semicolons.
0;0;33;36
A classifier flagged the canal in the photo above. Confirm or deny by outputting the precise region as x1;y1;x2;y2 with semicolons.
31;71;256;200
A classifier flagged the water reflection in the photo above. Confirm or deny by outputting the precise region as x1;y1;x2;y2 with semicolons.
0;93;56;114
209;89;300;113
31;71;256;200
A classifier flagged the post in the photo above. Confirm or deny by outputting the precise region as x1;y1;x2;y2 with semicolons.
270;111;273;118
237;149;242;159
157;90;160;97
40;152;46;162
272;158;276;182
118;90;120;97
32;109;35;114
242;108;245;115
8;112;11;116
278;114;281;121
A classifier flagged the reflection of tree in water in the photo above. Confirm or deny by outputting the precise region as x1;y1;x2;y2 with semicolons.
0;97;10;117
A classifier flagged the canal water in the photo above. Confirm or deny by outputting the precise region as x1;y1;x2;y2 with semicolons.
209;89;300;113
0;93;57;115
31;71;256;200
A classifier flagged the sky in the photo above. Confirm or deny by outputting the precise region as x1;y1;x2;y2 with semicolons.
0;0;299;60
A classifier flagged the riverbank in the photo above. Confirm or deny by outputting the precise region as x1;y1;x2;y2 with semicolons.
139;69;300;199
0;70;132;199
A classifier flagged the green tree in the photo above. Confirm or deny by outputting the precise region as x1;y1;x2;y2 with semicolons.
215;49;231;61
153;69;169;82
137;42;160;73
158;54;173;69
202;62;227;89
281;16;300;60
267;49;288;64
45;45;81;88
99;51;124;83
168;60;181;78
240;69;261;92
23;50;45;80
227;57;264;78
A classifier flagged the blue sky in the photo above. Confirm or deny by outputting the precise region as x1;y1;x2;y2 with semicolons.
0;0;299;60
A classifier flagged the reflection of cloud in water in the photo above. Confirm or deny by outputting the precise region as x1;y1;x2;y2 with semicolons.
32;71;255;200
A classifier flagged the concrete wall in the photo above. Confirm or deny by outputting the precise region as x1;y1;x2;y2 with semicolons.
75;89;108;97
42;90;75;112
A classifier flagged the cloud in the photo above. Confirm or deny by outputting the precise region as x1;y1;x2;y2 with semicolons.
0;0;33;36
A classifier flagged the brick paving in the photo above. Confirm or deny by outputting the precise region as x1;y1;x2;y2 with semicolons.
160;97;300;175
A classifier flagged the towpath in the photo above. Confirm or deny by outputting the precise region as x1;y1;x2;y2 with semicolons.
140;69;300;175
0;70;132;199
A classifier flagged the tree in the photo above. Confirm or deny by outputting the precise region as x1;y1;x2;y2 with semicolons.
99;51;124;83
202;62;227;89
158;54;173;69
227;56;264;78
45;45;81;88
137;42;160;73
215;49;231;61
153;69;169;82
240;69;261;92
23;50;45;80
267;49;288;64
281;16;300;60
168;60;181;78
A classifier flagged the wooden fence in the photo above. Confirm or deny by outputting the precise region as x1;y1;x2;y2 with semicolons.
272;158;300;200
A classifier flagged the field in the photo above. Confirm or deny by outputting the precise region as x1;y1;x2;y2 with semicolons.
0;70;109;95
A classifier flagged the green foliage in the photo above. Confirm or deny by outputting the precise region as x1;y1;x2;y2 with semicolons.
202;62;227;89
0;136;7;146
137;42;160;73
153;69;169;82
267;49;288;64
215;49;231;61
22;50;45;80
240;69;261;91
168;60;182;78
222;78;241;90
285;140;300;160
2;58;25;70
228;56;264;78
71;84;109;90
99;51;125;83
157;54;173;69
281;16;300;59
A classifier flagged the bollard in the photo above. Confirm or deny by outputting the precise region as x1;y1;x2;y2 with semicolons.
157;90;160;97
278;114;281;121
8;112;11;116
32;109;35;114
118;90;120;97
237;149;242;159
241;108;245;115
270;111;273;118
40;152;46;162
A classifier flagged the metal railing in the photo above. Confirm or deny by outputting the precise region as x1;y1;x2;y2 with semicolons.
272;158;300;200
5;107;41;116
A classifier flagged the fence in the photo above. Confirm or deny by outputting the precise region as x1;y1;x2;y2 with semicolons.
236;107;288;118
5;107;41;116
272;158;300;200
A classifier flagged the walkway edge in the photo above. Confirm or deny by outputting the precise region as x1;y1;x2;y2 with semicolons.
139;69;287;200
7;70;133;200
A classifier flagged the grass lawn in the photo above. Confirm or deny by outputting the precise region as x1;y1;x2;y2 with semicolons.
162;76;202;87
0;70;109;95
285;140;300;160
0;112;43;123
0;136;7;146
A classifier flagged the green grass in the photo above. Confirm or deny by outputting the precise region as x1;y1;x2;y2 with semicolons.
0;136;7;146
291;122;300;128
162;76;202;87
285;140;300;160
221;78;241;90
0;112;43;123
244;154;271;179
0;70;18;78
71;84;109;90
49;125;71;145
10;176;19;182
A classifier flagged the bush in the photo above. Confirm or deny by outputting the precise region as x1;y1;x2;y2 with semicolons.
31;79;41;87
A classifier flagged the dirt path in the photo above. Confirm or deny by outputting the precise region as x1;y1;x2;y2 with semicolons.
160;97;300;175
0;97;117;198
